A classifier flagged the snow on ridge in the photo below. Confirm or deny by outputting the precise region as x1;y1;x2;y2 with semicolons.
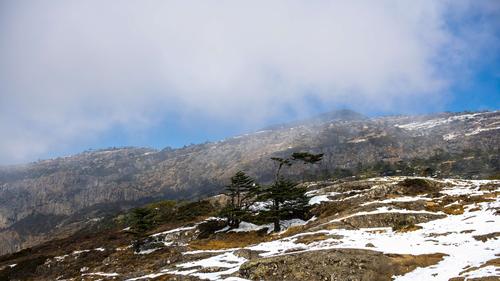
347;138;367;143
82;272;119;277
396;112;485;131
150;226;196;237
228;219;307;234
331;207;444;222
309;195;332;205
465;125;500;136
443;125;500;141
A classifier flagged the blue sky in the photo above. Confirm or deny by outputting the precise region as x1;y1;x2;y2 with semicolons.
0;1;499;164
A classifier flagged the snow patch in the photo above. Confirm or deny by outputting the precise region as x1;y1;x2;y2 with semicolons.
396;113;484;131
82;272;119;277
165;252;247;281
150;226;196;237
309;195;332;205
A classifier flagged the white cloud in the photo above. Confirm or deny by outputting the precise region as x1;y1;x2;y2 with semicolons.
0;0;498;164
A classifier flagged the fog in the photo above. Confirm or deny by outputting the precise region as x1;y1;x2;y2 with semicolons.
0;0;498;163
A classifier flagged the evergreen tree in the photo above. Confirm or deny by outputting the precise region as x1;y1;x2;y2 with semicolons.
221;171;257;228
257;177;309;232
291;152;324;181
253;156;313;232
291;152;324;165
130;207;154;233
270;157;292;180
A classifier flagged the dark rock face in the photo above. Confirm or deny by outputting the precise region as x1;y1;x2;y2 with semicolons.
238;248;445;281
0;110;499;254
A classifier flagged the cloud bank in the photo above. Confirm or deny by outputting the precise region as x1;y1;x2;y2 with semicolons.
0;0;498;164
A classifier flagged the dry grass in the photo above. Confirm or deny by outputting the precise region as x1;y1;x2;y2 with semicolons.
425;195;492;215
464;194;496;204
394;224;423;233
294;233;330;244
425;201;442;212
188;231;268;250
366;229;388;234
389;253;447;275
458;257;500;277
443;205;465;215
278;225;309;238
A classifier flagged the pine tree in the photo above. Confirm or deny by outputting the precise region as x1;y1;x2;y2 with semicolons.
292;152;324;182
252;155;314;232
257;177;310;232
270;157;292;180
291;152;324;165
221;171;257;228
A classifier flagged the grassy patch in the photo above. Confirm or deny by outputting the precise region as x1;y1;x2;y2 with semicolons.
398;178;440;195
294;233;341;244
189;231;269;250
442;205;465;215
388;253;447;274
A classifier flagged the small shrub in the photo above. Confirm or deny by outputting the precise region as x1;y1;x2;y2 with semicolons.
197;219;227;239
399;178;439;195
392;217;421;232
175;201;217;221
189;231;268;250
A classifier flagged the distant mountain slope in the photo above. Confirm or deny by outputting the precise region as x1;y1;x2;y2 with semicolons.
0;110;499;255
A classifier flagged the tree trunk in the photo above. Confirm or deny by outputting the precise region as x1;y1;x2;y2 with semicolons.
237;186;240;208
273;199;280;232
273;219;280;232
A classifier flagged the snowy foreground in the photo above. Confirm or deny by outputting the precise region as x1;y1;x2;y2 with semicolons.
113;177;499;281
48;177;499;281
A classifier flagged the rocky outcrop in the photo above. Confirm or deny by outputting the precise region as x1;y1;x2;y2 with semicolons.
238;248;445;281
340;212;445;229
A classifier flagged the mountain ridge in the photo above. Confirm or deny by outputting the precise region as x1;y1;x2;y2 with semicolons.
0;109;499;255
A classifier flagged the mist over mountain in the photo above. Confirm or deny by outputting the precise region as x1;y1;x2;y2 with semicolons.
1;1;499;165
1;2;499;279
0;109;498;255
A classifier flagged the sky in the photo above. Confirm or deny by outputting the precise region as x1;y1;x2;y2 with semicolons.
0;0;499;165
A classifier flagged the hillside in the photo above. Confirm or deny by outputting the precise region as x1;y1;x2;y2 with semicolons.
0;110;499;255
0;176;498;280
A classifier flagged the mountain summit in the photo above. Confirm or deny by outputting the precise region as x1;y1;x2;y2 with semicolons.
263;109;366;130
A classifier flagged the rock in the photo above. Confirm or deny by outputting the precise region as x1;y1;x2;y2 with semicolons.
473;232;500;242
234;249;264;260
341;213;445;229
239;248;446;281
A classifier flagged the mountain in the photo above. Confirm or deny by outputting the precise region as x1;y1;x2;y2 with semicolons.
0;176;498;280
262;109;367;130
0;110;499;255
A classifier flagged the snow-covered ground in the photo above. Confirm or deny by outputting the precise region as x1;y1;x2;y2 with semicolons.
113;177;500;280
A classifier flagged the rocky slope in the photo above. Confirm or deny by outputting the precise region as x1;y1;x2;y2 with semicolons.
0;110;499;255
0;176;498;280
